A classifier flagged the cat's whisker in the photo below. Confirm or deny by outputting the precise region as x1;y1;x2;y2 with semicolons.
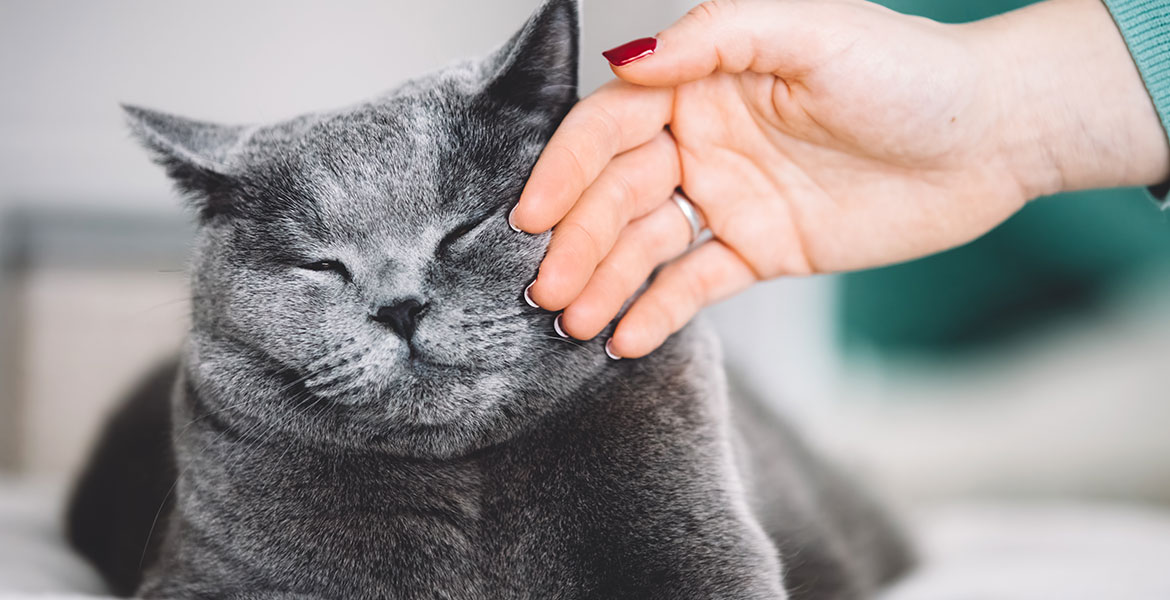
138;479;179;570
139;385;285;564
132;296;193;317
208;389;322;481
178;361;350;484
175;360;350;439
245;390;324;468
304;363;365;395
272;399;325;465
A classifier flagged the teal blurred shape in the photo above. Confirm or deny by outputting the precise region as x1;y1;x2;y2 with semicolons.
837;0;1170;355
879;0;1040;23
840;189;1170;353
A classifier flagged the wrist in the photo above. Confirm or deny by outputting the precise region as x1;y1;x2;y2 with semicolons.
961;0;1170;199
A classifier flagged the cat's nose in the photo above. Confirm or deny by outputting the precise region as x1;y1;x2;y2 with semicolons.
371;298;427;340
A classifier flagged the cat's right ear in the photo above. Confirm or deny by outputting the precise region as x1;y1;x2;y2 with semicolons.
483;0;580;122
122;104;246;222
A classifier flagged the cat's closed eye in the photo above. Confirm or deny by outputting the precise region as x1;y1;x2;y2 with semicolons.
299;260;352;282
436;210;497;255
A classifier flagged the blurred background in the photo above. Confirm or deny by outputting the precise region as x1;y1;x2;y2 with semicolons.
2;0;1170;596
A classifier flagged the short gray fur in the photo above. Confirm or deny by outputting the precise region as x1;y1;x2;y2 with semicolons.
67;1;913;598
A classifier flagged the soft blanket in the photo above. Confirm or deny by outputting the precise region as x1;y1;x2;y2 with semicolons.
4;477;1170;600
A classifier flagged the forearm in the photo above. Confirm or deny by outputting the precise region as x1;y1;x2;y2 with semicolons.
964;0;1170;198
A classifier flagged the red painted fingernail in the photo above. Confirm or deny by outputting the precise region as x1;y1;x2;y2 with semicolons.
602;37;657;67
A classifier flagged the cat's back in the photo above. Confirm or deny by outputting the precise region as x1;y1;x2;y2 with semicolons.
67;359;179;596
727;371;915;599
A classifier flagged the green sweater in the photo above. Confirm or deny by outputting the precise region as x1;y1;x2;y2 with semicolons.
1105;0;1170;146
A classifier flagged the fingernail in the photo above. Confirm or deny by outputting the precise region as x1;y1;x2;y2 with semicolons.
508;205;522;233
604;338;622;361
602;37;657;67
553;314;569;338
523;281;540;309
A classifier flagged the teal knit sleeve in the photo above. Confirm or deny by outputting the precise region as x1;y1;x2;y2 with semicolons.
1103;0;1170;200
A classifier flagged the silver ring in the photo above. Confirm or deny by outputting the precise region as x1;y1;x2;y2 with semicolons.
671;190;707;244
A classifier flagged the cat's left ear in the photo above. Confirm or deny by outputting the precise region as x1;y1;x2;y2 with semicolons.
484;0;579;119
122;105;248;222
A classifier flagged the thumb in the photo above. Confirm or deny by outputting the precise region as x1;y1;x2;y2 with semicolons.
602;1;816;87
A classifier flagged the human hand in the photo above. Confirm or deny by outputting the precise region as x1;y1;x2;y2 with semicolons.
511;0;1170;359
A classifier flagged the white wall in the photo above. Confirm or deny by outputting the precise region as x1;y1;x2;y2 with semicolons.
0;0;692;207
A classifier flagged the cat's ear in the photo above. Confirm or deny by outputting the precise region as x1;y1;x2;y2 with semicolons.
122;104;246;221
483;0;579;119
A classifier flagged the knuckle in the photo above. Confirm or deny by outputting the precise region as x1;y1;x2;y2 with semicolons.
683;269;709;311
571;103;620;154
590;104;622;144
551;107;621;192
634;221;676;263
666;262;707;320
595;251;645;296
554;143;589;191
652;133;683;181
602;171;638;223
681;0;749;71
640;291;678;337
560;220;603;266
687;0;735;25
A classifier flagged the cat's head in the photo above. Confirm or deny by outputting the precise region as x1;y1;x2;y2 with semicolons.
128;0;611;457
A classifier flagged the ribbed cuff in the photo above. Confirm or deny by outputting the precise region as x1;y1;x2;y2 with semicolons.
1103;0;1170;203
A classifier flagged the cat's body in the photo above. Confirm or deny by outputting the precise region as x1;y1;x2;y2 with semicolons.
73;325;908;600
68;1;911;598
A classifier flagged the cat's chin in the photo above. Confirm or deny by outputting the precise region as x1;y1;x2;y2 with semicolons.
189;331;601;458
330;367;554;458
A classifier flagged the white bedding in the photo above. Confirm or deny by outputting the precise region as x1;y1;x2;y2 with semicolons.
0;478;105;599
4;477;1170;600
879;503;1170;600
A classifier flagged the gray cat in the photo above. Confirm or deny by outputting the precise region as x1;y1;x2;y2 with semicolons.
67;1;912;598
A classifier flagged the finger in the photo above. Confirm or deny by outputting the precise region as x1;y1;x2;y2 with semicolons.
511;80;673;234
608;240;757;359
529;131;681;310
605;0;826;87
557;198;694;340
